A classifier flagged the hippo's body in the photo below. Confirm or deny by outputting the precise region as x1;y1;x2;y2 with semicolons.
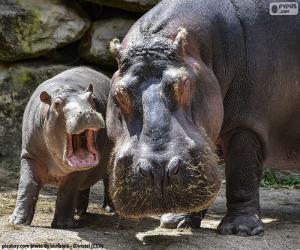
107;0;300;236
10;67;112;228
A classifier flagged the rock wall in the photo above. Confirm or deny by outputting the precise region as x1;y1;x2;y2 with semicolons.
0;0;159;160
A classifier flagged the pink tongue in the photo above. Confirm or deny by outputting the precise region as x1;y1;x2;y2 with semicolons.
76;148;89;158
69;149;97;166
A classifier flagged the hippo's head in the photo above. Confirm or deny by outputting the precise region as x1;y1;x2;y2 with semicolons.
107;28;222;217
40;84;105;172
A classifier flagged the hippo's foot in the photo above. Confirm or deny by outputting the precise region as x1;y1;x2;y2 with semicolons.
102;203;115;213
217;213;264;236
101;197;115;213
9;212;31;225
75;208;88;217
51;218;78;229
160;210;207;229
9;205;35;226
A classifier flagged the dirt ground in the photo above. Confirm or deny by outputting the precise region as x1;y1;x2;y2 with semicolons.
0;176;299;250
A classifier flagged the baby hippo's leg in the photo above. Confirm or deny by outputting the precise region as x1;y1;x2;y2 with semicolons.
51;173;82;229
76;188;90;216
9;158;41;225
102;177;115;213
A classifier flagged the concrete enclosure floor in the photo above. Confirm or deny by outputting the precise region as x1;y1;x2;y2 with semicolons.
0;181;299;250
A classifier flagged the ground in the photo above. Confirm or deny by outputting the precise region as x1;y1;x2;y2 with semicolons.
0;165;299;250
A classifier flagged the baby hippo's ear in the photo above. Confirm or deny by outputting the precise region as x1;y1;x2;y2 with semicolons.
40;91;51;105
84;84;93;93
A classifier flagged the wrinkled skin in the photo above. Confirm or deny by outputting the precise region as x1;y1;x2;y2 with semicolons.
107;0;300;236
9;67;113;228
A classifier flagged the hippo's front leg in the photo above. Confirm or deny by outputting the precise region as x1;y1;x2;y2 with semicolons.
217;129;264;236
51;173;81;229
9;158;41;225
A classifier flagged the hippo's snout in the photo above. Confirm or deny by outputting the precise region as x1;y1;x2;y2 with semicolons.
66;109;105;134
110;138;221;218
137;160;153;178
136;157;185;189
167;157;182;176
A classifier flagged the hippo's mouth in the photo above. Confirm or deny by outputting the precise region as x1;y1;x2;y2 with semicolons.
66;129;99;168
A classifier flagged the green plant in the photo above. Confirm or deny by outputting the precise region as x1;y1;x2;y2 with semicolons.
261;170;300;188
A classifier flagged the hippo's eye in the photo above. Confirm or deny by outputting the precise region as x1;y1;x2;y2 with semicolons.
53;97;63;109
114;86;132;115
172;77;190;106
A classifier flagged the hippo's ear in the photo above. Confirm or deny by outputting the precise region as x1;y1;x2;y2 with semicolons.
172;27;188;53
84;84;93;93
40;91;51;105
110;38;122;60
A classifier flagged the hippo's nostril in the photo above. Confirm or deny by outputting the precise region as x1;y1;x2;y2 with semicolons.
137;161;153;178
167;158;183;176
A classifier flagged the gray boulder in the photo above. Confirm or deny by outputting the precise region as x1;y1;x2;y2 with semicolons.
86;0;160;12
0;0;90;62
80;18;136;68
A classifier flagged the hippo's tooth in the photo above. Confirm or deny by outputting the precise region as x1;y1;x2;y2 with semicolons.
67;134;73;157
68;149;73;158
87;130;97;154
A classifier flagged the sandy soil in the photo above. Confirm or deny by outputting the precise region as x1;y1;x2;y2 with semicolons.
0;180;299;250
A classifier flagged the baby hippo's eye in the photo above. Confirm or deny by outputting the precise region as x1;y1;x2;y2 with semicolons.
53;97;64;109
114;86;132;115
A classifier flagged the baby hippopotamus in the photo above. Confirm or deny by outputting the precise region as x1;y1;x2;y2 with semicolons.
9;67;112;228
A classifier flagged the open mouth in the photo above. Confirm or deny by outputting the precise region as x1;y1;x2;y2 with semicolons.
66;129;99;168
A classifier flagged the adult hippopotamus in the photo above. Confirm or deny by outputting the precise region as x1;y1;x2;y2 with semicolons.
107;0;300;236
9;67;112;228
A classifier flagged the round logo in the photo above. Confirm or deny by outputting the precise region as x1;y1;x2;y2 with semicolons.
272;5;279;13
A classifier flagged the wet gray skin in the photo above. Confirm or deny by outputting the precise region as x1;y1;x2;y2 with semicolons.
9;67;113;228
107;0;300;236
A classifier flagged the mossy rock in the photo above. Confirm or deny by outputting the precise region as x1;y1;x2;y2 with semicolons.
86;0;160;12
0;62;71;159
0;0;90;62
